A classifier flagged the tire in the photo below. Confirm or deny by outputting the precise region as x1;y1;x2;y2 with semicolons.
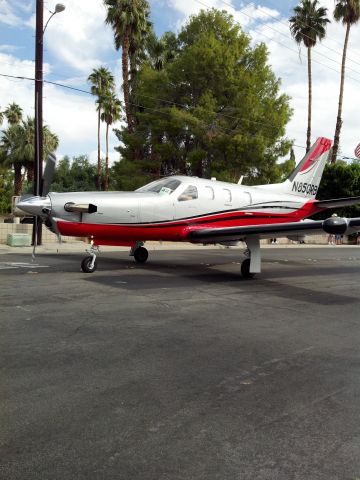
241;258;255;279
81;256;97;273
134;246;149;263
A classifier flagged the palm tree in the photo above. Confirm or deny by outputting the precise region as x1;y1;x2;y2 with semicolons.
0;117;58;195
18;117;59;183
88;67;115;189
290;0;330;153
331;0;360;163
0;125;23;195
146;31;178;71
104;0;150;133
4;102;23;126
100;93;122;190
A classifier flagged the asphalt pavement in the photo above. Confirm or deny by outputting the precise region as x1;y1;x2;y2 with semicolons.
1;246;360;480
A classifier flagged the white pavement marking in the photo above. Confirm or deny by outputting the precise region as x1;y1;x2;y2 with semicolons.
0;262;49;270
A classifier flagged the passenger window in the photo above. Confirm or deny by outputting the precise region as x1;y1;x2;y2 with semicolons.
223;188;232;203
178;185;198;202
204;186;215;200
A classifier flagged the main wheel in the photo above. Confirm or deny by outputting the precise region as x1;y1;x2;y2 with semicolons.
81;256;97;273
241;258;255;279
134;246;149;263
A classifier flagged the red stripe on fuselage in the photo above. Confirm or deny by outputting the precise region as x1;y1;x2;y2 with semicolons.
55;200;322;245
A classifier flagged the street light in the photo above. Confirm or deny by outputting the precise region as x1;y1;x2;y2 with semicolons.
43;4;66;33
33;1;65;245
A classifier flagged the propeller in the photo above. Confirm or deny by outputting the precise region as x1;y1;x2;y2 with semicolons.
33;153;57;258
42;152;56;197
16;153;57;259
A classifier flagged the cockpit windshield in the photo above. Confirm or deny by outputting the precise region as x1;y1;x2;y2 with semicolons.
136;178;181;195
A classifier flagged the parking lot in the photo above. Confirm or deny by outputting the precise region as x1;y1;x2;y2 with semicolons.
1;246;360;480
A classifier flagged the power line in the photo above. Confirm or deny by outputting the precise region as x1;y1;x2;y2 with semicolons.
0;72;292;145
0;72;285;134
194;0;360;84
251;0;360;67
242;0;360;69
2;72;355;161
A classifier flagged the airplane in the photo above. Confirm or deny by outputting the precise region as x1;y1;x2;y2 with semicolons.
17;137;360;277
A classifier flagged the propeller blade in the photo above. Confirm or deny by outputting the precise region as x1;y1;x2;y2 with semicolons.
41;152;56;196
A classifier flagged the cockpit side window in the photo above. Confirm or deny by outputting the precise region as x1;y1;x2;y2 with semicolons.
178;185;198;202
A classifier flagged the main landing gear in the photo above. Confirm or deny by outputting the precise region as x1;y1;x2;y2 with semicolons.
130;242;149;264
241;237;261;279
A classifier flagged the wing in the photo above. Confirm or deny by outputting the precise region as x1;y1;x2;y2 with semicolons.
187;217;360;243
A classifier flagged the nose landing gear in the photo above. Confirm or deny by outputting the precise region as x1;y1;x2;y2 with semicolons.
81;244;99;273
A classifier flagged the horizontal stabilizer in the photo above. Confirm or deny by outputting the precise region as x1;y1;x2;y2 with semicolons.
315;196;360;209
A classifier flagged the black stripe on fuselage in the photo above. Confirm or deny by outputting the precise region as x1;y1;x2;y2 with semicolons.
99;213;296;228
94;203;305;227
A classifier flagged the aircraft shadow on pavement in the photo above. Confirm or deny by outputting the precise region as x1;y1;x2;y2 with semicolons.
4;253;358;306
83;259;359;306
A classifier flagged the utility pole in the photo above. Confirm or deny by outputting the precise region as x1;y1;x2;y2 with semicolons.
32;2;65;246
33;0;44;245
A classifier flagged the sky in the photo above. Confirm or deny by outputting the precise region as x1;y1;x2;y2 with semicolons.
1;0;360;167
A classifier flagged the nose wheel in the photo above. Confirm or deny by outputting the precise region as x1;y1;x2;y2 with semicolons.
81;255;97;273
81;244;99;273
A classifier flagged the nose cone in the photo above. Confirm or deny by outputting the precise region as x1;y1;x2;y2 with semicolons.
16;196;51;217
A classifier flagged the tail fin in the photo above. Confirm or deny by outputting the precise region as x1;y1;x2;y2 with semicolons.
286;137;332;198
257;137;332;198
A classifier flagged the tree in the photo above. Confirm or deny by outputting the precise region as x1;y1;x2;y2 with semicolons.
0;108;3;126
0;126;22;196
104;0;150;133
4;102;23;126
51;155;98;192
113;9;292;189
146;30;179;71
290;0;330;153
0;117;58;195
316;161;360;218
331;0;360;163
100;93;122;190
88;67;115;189
0;166;13;214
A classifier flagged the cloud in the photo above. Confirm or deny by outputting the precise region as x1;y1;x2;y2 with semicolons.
245;0;360;159
0;53;122;161
3;0;360;167
0;0;23;26
163;0;360;160
25;0;115;74
0;44;20;52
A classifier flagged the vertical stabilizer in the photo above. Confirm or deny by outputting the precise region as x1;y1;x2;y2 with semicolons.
257;137;332;198
286;137;332;198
